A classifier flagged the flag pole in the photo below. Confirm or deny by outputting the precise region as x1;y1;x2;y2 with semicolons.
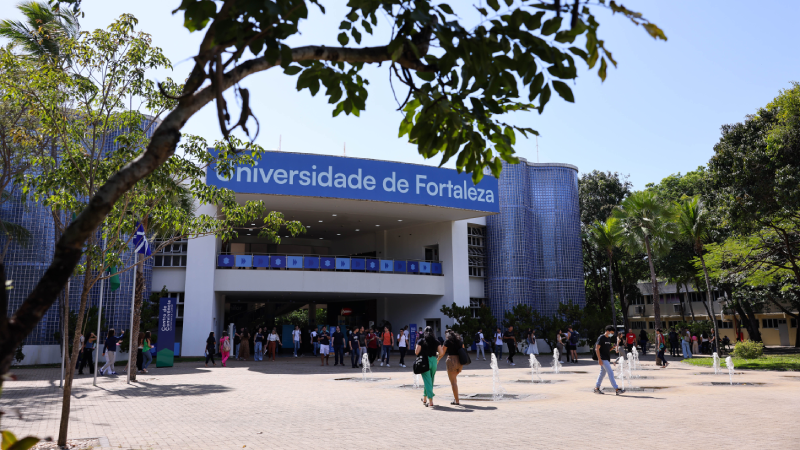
93;237;107;386
127;252;137;385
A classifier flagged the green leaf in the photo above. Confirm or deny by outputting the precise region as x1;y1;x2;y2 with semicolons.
416;71;435;82
598;57;608;81
439;4;454;14
538;84;551;113
283;66;302;76
541;17;562;36
339;21;351;30
8;437;40;450
487;0;501;11
337;32;349;46
551;80;574;102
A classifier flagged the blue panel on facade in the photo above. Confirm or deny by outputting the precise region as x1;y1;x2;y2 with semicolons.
207;150;499;213
320;257;335;270
408;261;419;273
304;256;319;269
419;262;431;273
380;260;393;272
253;255;269;267
270;255;286;268
394;260;406;272
335;258;350;270
287;256;303;269
486;161;585;321
351;258;365;271
218;255;234;267
235;255;252;267
365;259;379;271
431;262;442;275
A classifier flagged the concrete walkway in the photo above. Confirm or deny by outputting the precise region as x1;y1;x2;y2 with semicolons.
3;353;798;449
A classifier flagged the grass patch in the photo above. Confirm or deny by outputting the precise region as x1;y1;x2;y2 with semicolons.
682;354;800;371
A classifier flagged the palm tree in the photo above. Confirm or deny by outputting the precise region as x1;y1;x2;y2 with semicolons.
675;195;722;353
0;1;79;63
587;217;624;328
612;190;676;331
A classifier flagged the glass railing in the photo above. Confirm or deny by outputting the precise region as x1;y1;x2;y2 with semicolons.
216;253;443;275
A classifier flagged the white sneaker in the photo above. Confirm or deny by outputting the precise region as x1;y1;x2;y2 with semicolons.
386;364;390;367
380;362;384;367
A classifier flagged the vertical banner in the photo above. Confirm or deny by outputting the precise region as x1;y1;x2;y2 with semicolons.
409;324;417;348
157;297;176;367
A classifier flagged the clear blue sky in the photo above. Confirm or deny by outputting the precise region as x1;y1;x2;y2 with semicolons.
5;1;799;189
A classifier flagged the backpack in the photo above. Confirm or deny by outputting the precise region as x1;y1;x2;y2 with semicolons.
569;331;580;345
223;338;231;352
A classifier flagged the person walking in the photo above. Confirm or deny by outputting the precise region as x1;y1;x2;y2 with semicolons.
556;330;566;363
416;326;443;407
475;328;487;361
397;327;408;367
503;325;517;365
593;325;624;395
136;333;145;372
349;327;361;368
239;328;251;361
692;333;699;355
267;327;281;361
525;329;539;355
567;326;580;363
493;327;504;362
358;326;367;366
668;328;679;357
205;332;217;367
233;330;241;360
318;329;330;366
639;329;649;355
380;326;394;367
78;332;96;375
220;331;231;366
292;325;302;357
682;328;693;358
625;328;636;355
656;328;668;368
332;326;345;366
100;329;124;375
311;328;319;356
366;328;380;364
254;328;264;361
141;331;153;373
442;330;464;405
615;330;627;366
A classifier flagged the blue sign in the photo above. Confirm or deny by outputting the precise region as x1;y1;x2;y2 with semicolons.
207;150;498;213
366;259;379;271
380;260;393;272
253;255;269;267
410;324;417;348
236;255;252;268
394;260;406;272
321;257;335;269
431;262;442;275
408;261;419;273
271;255;285;268
287;256;303;268
335;257;350;270
351;258;365;271
218;255;234;267
157;298;176;367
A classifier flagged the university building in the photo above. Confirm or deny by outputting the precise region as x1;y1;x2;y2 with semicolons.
7;150;585;363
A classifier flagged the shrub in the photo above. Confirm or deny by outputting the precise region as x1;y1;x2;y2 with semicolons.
733;340;764;359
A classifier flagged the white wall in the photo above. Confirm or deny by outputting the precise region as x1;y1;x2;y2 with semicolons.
182;203;219;356
151;267;186;292
214;270;445;295
14;344;61;365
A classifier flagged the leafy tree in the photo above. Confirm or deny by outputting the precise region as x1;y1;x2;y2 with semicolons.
440;302;483;346
0;1;79;63
0;0;668;395
613;190;676;330
675;196;721;351
586;218;623;328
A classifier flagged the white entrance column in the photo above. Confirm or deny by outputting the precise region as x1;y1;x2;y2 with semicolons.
182;203;219;357
442;220;470;326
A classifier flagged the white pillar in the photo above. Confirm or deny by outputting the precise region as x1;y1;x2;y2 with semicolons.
182;204;219;356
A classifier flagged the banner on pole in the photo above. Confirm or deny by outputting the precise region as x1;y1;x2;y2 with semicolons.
409;324;417;348
157;297;176;367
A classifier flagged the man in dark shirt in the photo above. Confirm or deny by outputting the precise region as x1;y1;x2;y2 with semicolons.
594;325;623;395
318;330;330;366
349;327;361;368
503;326;517;365
332;326;345;366
668;328;679;357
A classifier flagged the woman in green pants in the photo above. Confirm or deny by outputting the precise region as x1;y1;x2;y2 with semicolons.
415;326;444;407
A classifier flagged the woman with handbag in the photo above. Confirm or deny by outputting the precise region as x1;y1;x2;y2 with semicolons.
656;328;668;368
442;330;466;405
415;326;443;408
220;331;231;367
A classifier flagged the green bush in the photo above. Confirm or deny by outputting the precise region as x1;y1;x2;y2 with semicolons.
733;340;764;359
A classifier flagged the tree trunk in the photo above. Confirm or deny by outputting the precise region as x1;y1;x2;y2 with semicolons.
643;236;662;330
739;301;763;342
606;253;617;328
676;284;687;322
684;283;696;322
57;254;93;446
128;254;145;382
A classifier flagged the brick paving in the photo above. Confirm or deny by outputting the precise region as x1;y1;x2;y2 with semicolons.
3;353;798;449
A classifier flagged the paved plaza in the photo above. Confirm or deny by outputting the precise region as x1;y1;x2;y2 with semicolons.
3;353;798;449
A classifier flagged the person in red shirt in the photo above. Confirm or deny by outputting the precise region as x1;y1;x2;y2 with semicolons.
366;328;380;365
625;329;636;354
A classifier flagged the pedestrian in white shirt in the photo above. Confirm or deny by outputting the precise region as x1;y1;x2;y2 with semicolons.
397;326;409;367
476;328;487;361
292;325;302;357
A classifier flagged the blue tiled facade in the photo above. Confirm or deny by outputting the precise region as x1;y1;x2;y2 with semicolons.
2;118;157;345
486;160;585;320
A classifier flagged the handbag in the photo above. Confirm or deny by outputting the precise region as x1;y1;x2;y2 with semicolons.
458;347;471;366
413;353;430;374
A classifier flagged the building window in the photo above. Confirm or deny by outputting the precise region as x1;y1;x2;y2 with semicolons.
470;298;486;318
667;321;681;329
159;292;185;319
468;226;486;277
647;321;655;329
716;320;733;329
154;239;188;267
761;318;786;329
630;321;646;329
791;318;797;328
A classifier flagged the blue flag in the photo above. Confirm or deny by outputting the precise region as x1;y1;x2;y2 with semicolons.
133;222;151;256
